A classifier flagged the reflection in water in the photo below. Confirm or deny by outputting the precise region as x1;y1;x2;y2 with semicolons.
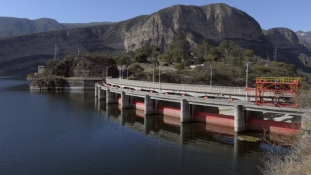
95;102;264;155
1;76;267;175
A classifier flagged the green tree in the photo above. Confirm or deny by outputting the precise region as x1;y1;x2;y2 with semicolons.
44;59;59;76
191;39;213;64
128;63;144;75
133;52;148;62
217;40;240;62
162;33;190;67
175;62;183;70
242;49;254;61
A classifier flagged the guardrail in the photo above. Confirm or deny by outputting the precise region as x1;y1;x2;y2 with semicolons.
99;82;308;114
106;78;249;95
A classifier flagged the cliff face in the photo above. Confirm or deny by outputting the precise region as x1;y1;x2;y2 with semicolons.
263;28;299;47
0;17;113;38
0;17;66;37
119;3;264;50
263;28;311;68
0;3;308;73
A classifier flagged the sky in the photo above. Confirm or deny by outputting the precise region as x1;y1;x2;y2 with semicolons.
0;0;310;32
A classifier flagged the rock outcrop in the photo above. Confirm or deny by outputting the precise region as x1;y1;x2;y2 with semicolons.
263;28;299;47
0;3;309;73
0;3;265;72
0;17;112;38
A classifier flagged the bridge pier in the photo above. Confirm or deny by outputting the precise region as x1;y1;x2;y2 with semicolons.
234;105;246;132
95;83;98;97
181;99;193;122
98;87;106;100
106;89;118;104
144;95;155;114
121;91;131;108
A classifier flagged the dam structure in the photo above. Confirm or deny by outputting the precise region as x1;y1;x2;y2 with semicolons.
95;78;309;134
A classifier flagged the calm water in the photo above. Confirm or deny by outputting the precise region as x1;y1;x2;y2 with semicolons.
0;76;266;175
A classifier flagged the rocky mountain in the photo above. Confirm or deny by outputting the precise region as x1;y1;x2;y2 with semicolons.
262;28;311;67
296;30;311;43
0;3;310;73
263;28;299;47
0;17;112;38
296;31;311;54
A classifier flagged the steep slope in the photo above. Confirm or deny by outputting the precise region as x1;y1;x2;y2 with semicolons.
0;17;113;38
263;28;299;47
263;28;311;67
118;3;264;50
0;3;297;73
296;30;311;43
0;17;66;37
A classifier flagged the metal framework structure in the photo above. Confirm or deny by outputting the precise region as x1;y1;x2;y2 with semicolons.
255;77;300;107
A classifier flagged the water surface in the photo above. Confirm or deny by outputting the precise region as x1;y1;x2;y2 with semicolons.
0;76;265;175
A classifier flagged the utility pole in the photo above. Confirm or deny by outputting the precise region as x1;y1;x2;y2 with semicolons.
274;47;277;62
245;61;250;88
54;44;58;60
159;64;161;94
245;61;251;101
78;48;80;55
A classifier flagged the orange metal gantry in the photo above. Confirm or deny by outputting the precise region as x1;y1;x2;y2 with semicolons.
254;77;300;108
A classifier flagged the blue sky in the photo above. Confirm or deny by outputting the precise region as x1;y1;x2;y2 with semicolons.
0;0;310;32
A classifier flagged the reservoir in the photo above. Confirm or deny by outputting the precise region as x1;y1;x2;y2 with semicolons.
0;76;265;175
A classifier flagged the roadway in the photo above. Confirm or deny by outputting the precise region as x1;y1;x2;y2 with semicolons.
102;78;310;115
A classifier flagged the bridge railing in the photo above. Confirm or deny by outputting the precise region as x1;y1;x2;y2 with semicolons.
106;78;247;95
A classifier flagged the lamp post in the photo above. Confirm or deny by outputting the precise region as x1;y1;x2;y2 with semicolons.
152;57;155;84
206;62;212;89
245;61;250;88
210;64;213;87
118;66;122;80
159;64;161;94
153;65;155;84
245;61;251;101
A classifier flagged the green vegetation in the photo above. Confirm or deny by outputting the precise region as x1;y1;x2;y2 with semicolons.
31;32;311;87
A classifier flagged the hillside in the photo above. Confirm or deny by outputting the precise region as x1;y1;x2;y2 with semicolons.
297;30;311;43
0;17;112;38
0;3;311;73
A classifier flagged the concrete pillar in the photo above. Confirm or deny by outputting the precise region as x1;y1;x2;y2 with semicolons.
106;89;117;104
95;84;98;97
234;105;246;132
144;95;155;114
97;87;106;100
154;99;160;114
181;99;191;122
121;91;131;108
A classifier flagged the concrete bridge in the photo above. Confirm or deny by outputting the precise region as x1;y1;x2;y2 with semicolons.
95;78;310;134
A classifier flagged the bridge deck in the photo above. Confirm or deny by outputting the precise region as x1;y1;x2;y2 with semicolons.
102;81;309;115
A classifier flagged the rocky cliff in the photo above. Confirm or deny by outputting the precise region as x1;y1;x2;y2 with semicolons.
263;28;311;68
0;17;112;38
0;3;309;73
263;28;299;47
